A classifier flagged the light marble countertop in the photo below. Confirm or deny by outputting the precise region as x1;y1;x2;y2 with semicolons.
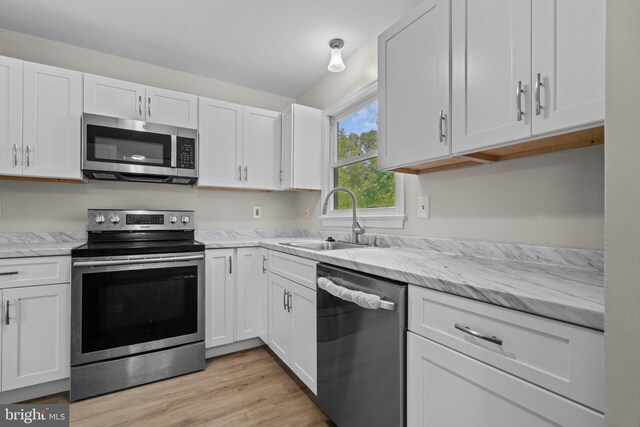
0;230;604;331
200;234;604;331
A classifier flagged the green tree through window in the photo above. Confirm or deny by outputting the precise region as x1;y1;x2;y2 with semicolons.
333;101;396;210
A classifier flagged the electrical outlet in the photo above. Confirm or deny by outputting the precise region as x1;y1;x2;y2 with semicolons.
253;206;262;219
417;196;430;218
304;207;310;220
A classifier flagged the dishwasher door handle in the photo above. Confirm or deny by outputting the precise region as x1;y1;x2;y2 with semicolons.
317;277;395;311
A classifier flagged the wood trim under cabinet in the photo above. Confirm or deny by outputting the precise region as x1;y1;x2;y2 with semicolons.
391;125;604;175
0;176;86;184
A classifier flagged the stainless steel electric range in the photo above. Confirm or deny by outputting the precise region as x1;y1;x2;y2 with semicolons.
70;209;205;401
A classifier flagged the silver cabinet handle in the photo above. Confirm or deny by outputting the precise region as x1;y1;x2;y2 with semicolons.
238;165;242;181
25;145;30;168
535;73;544;116
438;110;447;143
455;323;503;346
0;271;19;276
283;290;288;311
244;166;248;182
5;301;10;325
138;96;142;116
262;255;267;273
12;144;17;167
516;81;525;121
229;256;232;274
287;292;292;312
148;97;151;117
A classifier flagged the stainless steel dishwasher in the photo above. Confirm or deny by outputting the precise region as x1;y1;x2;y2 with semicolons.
316;263;407;427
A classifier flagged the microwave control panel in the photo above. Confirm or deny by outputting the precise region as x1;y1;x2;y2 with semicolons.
177;137;196;169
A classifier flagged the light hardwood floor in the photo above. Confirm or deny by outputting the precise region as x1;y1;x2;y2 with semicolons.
30;346;332;427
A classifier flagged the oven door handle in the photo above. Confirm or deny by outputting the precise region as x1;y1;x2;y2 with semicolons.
73;254;204;268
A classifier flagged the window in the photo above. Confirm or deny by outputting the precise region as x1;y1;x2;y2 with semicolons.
322;82;405;228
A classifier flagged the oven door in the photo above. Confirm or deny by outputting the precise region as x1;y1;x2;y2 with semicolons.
71;252;204;366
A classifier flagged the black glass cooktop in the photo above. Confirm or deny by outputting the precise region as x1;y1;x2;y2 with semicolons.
72;239;205;258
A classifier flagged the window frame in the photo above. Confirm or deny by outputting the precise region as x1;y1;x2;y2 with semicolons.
321;81;406;228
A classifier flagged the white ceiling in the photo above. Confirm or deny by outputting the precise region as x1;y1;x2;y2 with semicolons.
0;0;420;98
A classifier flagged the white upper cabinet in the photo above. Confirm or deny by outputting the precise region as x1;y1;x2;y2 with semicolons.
378;0;451;170
84;73;146;121
198;97;244;188
84;74;198;128
23;62;82;180
243;107;281;190
451;0;605;153
145;86;198;128
531;0;605;135
280;104;321;191
198;98;281;190
0;56;23;176
451;0;532;153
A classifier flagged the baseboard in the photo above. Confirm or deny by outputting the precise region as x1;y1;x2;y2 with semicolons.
205;338;265;358
0;379;70;404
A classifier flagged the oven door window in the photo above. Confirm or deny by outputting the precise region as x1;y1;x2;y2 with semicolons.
81;266;198;353
86;124;172;167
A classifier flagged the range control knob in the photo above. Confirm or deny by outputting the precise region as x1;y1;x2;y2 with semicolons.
181;216;190;224
110;215;120;224
168;216;178;224
94;215;105;224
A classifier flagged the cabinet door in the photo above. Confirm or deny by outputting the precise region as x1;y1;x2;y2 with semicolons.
235;248;263;341
378;0;451;169
259;248;270;343
407;332;603;427
23;62;82;179
532;0;605;135
242;107;281;190
0;56;23;176
268;273;292;362
2;284;70;391
291;104;322;190
205;249;235;348
83;73;146;120
146;86;198;128
280;105;293;190
197;97;243;188
290;281;317;394
451;0;532;153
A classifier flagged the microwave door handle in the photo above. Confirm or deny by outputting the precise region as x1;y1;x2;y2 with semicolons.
171;135;177;168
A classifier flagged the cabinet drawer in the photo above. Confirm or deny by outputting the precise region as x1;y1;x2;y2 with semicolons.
269;251;317;290
409;286;604;412
0;257;71;289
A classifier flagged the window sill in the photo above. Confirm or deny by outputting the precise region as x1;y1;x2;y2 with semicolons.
321;214;406;229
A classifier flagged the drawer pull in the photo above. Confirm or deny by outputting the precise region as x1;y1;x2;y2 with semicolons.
455;323;503;346
0;271;19;277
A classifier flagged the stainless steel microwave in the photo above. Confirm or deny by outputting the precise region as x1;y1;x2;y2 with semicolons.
82;113;198;185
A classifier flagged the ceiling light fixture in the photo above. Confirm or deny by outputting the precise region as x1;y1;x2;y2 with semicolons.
328;38;345;73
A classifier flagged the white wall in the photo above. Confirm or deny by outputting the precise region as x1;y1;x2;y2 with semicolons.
0;27;298;232
604;0;640;424
295;36;604;249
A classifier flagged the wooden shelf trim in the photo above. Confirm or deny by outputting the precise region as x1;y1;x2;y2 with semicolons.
391;126;604;175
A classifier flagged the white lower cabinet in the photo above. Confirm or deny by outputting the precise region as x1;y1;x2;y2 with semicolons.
268;252;317;394
1;283;70;392
205;248;265;348
407;285;604;426
408;332;603;426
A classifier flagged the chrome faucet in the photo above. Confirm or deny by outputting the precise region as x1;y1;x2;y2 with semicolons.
321;187;365;244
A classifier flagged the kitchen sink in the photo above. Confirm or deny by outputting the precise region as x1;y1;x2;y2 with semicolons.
279;241;369;251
